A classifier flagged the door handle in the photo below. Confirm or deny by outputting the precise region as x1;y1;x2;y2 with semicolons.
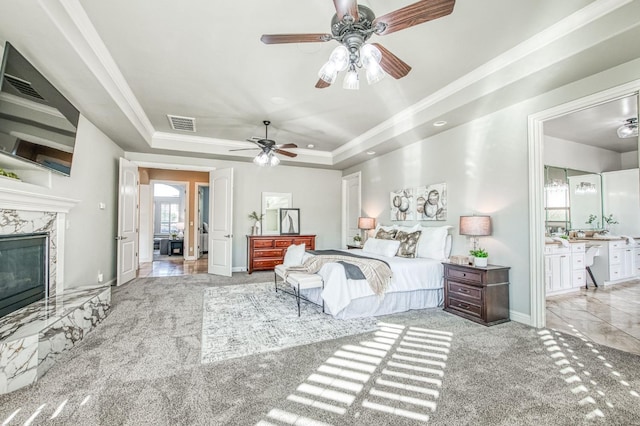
224;234;232;238
115;236;128;240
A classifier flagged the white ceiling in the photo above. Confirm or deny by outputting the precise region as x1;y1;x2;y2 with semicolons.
544;94;638;153
1;0;640;169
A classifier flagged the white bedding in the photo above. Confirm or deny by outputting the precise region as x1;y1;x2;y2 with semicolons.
314;249;444;316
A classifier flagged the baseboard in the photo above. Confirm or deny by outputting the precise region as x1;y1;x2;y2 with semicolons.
105;278;116;286
232;266;247;272
140;257;152;263
509;310;531;326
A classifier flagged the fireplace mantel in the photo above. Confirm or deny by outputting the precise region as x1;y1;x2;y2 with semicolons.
0;186;79;213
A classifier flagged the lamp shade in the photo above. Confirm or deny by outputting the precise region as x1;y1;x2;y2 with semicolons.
358;217;376;230
459;215;491;236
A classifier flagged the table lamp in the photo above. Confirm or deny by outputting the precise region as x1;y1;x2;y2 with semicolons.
459;215;492;250
358;217;376;243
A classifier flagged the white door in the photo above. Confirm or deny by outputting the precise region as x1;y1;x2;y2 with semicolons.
342;172;361;248
209;168;233;276
117;157;139;286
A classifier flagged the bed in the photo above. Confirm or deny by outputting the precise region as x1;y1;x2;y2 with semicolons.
286;224;451;319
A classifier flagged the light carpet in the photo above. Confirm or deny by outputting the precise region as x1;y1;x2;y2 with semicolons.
201;282;378;363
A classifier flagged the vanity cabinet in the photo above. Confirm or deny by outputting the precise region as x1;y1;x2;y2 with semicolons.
545;242;586;295
589;239;638;285
545;245;571;294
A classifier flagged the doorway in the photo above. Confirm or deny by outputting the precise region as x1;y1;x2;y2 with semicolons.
530;84;640;355
195;183;210;259
152;181;187;261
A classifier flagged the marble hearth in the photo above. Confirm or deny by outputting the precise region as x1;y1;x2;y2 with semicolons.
0;185;111;394
0;285;110;394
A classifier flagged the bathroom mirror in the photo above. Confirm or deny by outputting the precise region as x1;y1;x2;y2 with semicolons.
569;173;602;230
261;192;291;235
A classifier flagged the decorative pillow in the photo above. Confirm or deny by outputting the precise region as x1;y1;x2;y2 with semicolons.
396;223;421;233
283;243;306;266
416;226;452;260
375;228;398;240
362;238;401;258
395;230;422;258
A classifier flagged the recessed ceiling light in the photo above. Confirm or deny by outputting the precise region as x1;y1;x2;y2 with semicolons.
307;144;315;148
433;120;447;127
270;97;286;104
367;151;376;155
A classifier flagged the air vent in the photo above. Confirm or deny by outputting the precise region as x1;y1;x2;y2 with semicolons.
167;115;196;132
4;74;45;101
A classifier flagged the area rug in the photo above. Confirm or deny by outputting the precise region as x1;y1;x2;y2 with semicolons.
201;282;377;364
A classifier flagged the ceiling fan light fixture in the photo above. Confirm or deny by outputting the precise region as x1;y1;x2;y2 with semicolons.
318;60;338;84
361;44;382;67
329;45;349;71
617;118;638;138
253;151;270;166
269;154;280;166
365;61;385;85
343;68;359;90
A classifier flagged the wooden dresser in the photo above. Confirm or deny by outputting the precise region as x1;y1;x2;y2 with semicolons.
443;263;510;326
247;235;316;274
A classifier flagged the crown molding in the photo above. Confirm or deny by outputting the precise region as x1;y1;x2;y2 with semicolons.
40;0;155;144
332;0;635;158
0;186;79;213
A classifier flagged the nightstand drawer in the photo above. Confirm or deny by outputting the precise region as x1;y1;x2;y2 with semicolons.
448;297;482;318
446;268;482;284
447;281;482;301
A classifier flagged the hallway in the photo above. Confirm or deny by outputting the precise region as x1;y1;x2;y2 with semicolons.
137;256;208;277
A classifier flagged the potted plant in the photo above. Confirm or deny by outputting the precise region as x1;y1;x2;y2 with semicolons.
249;211;264;235
353;234;362;247
602;214;618;233
470;248;489;267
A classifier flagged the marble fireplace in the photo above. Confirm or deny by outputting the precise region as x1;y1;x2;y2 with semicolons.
0;186;111;394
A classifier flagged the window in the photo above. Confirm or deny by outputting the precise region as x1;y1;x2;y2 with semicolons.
160;202;180;234
153;183;185;236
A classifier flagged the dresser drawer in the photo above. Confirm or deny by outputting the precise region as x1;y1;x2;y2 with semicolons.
447;268;482;284
274;239;295;248
254;249;283;258
293;237;314;247
252;258;282;270
572;270;585;287
447;281;482;302
253;239;275;249
447;297;482;319
609;250;622;265
571;243;585;253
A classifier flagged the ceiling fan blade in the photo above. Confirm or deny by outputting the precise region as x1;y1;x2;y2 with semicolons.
373;0;455;36
274;149;298;158
276;143;298;149
333;0;359;21
229;148;259;152
315;78;331;89
372;43;412;79
261;33;332;44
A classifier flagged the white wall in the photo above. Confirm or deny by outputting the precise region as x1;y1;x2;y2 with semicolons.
125;152;343;270
544;136;622;172
344;57;640;322
50;116;123;287
621;151;639;169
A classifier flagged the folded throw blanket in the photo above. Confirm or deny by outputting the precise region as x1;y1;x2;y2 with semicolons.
285;250;392;296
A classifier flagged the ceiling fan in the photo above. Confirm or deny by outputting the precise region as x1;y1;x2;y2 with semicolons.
260;0;456;89
230;121;298;166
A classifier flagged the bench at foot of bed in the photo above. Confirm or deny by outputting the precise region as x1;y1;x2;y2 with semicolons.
274;265;324;316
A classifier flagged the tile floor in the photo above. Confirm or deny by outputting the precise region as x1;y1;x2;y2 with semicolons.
546;280;640;356
137;254;209;277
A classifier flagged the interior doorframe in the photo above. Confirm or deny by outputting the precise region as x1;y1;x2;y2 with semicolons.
194;181;210;259
341;171;362;248
528;80;640;328
150;179;190;260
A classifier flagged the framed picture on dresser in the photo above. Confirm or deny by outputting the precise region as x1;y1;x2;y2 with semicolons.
280;208;300;235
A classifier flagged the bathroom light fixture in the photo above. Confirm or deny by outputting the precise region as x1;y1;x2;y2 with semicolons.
459;215;491;251
617;117;638;138
575;182;597;194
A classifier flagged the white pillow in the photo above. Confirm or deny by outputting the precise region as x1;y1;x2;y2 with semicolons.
283;243;306;266
416;226;452;260
362;238;401;258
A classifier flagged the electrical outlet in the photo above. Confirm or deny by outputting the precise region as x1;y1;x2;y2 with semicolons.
98;272;104;283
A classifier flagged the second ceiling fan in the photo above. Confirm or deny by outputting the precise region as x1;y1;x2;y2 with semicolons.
261;0;456;89
230;121;297;166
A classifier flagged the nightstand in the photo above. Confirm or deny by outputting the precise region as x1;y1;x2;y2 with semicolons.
442;263;510;326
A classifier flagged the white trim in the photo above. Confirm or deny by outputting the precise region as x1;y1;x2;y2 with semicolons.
528;79;640;329
341;171;361;248
0;186;79;212
509;311;532;326
232;266;246;273
194;181;210;260
40;0;154;144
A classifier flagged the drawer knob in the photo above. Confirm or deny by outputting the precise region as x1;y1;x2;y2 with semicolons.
462;273;466;277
